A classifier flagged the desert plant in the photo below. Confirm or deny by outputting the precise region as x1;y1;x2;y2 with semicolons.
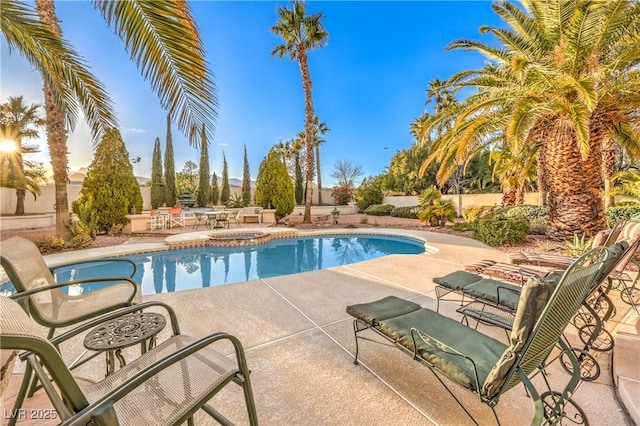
359;216;369;225
226;194;244;208
472;215;529;247
562;234;593;257
534;239;560;253
33;236;65;254
417;186;455;226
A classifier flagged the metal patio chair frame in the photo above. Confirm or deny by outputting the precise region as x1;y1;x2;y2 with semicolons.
347;247;609;426
1;297;258;426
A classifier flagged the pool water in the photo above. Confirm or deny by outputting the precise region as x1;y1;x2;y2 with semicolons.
5;235;425;295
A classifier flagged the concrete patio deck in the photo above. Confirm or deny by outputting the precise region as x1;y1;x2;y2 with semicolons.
2;228;638;425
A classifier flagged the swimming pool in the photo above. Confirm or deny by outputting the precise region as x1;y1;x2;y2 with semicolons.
3;235;425;295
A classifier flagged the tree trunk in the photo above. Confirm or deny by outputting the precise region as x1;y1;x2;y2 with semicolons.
601;135;617;208
545;120;606;238
316;144;322;205
15;189;26;216
36;0;72;240
501;187;516;207
297;45;315;224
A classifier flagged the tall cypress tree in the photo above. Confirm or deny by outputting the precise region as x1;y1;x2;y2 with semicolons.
220;152;230;205
150;137;165;208
241;144;251;206
72;129;143;234
211;171;220;206
164;114;176;206
294;150;303;205
197;125;211;207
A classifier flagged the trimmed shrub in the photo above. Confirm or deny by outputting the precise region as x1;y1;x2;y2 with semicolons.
605;205;640;227
528;216;549;235
503;205;549;221
69;234;93;249
391;206;422;219
472;215;529;247
363;204;394;216
462;205;497;223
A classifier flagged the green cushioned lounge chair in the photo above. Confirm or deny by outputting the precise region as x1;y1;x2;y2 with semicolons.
0;297;258;426
347;247;609;426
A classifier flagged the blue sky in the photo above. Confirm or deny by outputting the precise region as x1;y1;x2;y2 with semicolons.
1;1;503;185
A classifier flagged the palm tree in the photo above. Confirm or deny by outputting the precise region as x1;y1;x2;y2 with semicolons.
2;0;217;238
271;1;328;223
432;0;640;237
0;96;45;215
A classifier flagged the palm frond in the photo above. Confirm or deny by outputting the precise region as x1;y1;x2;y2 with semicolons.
95;0;217;147
1;0;117;142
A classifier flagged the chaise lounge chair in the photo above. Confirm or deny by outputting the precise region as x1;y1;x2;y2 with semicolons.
347;247;609;425
432;240;634;381
0;297;258;425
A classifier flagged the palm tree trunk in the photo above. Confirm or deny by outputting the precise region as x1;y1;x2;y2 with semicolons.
545;120;606;238
297;45;315;224
315;144;322;205
36;0;72;240
501;186;516;207
600;134;617;208
15;189;26;216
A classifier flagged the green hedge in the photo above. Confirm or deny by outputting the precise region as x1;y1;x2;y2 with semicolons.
472;215;529;247
391;206;422;219
363;204;395;216
503;205;549;221
605;204;640;227
462;205;497;223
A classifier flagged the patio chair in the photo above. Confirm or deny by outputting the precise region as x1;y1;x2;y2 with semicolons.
232;210;242;227
0;236;141;340
434;240;634;381
148;209;166;230
0;297;258;426
215;212;230;229
193;212;209;230
347;247;608;425
169;207;186;228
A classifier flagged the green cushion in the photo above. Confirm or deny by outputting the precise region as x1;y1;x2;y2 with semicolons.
433;271;482;290
464;279;522;310
346;296;421;325
379;309;507;392
482;276;555;398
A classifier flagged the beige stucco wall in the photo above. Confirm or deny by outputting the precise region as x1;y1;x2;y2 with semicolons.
383;192;544;215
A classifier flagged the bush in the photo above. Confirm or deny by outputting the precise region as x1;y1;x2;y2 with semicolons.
69;234;93;249
472;215;529;247
33;236;65;254
462;205;496;223
605;205;640;227
359;216;369;224
503;205;549;221
331;185;354;205
447;222;474;232
528;216;549;235
391;206;422;219
255;149;295;220
363;204;394;216
355;177;383;212
417;187;456;226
